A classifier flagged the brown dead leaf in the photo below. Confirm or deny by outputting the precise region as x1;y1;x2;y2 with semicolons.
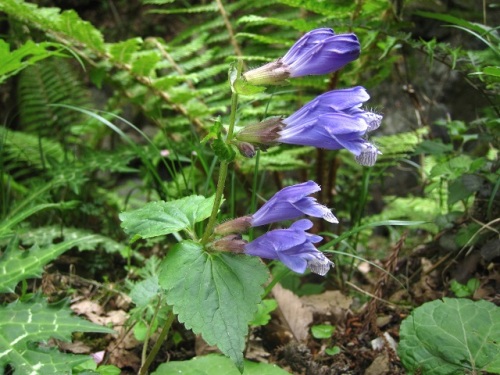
195;335;221;356
364;353;390;375
301;290;353;323
71;300;104;318
107;327;141;371
58;340;91;354
272;283;313;341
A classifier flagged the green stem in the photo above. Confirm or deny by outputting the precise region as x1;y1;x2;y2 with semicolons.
138;309;175;375
201;160;229;244
201;61;242;245
140;297;162;369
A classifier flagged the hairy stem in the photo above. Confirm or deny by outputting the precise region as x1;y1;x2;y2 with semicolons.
201;62;241;244
138;308;175;375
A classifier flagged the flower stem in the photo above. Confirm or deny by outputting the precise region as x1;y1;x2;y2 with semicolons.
201;61;242;245
138;307;175;375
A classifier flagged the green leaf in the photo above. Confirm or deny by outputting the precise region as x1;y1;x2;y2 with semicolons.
158;241;269;371
0;298;114;374
212;138;236;162
250;299;278;327
200;116;223;145
131;51;161;76
311;324;335;339
414;140;453;155
129;275;160;307
0;234;107;293
450;279;480;298
152;354;289;375
398;298;500;374
0;40;65;83
233;78;266;96
108;38;142;64
120;195;216;239
325;346;341;356
482;66;500;77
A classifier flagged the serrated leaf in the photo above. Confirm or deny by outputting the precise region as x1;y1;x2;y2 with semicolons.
212;138;236;162
0;40;65;83
152;354;289;375
131;51;161;76
398;298;500;374
158;241;269;371
0;298;114;374
120;195;216;239
108;38;142;63
201;116;223;145
129;275;160;307
14;226;127;256
0;234;105;293
233;78;266;96
250;299;278;327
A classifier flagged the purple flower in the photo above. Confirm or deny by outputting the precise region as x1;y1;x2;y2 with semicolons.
278;86;382;166
251;181;338;226
244;219;334;275
243;28;360;85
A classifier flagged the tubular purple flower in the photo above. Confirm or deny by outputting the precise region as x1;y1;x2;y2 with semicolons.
282;29;360;77
278;87;382;166
251;181;338;227
244;219;334;275
243;28;360;85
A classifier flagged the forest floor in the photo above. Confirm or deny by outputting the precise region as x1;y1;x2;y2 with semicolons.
40;228;498;375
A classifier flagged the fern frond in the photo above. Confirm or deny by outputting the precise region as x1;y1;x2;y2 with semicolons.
237;146;313;173
17;57;90;138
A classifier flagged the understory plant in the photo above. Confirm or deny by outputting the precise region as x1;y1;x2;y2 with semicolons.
1;0;498;374
119;27;383;372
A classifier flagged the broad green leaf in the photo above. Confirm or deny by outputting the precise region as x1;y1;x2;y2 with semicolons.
129;275;160;307
250;299;278;327
0;298;114;374
158;241;269;371
0;234;106;293
311;324;335;339
399;298;500;374
152;354;289;375
325;346;341;356
120;195;216;239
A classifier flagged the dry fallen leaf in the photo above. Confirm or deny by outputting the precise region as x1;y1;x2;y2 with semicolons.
272;283;313;341
301;290;353;323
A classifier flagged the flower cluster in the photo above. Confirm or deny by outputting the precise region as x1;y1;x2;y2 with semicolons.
213;28;382;275
236;28;382;166
213;181;334;275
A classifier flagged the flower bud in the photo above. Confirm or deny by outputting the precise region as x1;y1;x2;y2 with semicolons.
214;216;253;236
234;141;256;158
211;234;247;253
235;117;284;150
